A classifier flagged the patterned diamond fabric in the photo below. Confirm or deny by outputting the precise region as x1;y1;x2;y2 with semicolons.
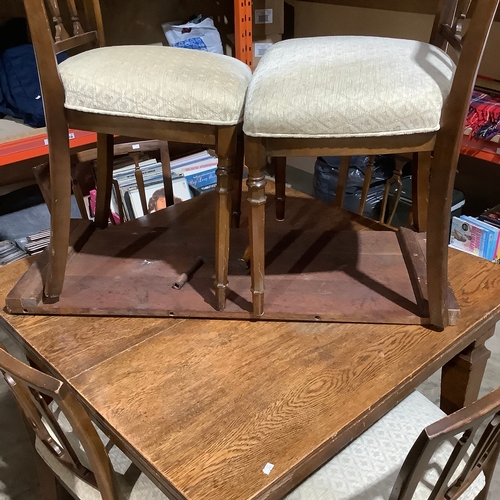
244;36;455;138
58;45;252;126
284;391;485;500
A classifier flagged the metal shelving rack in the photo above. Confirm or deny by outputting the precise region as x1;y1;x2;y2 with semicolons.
234;0;253;67
0;2;254;168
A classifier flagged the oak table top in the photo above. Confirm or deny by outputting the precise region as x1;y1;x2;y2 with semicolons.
1;246;500;500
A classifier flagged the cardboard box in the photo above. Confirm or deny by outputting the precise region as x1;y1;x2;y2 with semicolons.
252;34;282;69
253;0;284;38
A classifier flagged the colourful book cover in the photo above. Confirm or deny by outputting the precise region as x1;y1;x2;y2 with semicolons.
460;216;489;259
450;217;483;257
462;216;499;261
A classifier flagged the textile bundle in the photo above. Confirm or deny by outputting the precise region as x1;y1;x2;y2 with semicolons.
465;90;500;143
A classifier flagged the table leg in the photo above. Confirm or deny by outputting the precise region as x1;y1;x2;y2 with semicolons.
440;326;495;414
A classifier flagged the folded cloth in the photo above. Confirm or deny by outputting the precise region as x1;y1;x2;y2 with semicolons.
465;90;500;141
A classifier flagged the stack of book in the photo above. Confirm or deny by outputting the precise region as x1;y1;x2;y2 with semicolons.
449;204;500;263
110;150;218;222
0;240;26;266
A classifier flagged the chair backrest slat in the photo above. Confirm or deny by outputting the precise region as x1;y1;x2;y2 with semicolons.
0;343;118;500
46;0;70;41
430;0;475;54
54;30;99;54
390;386;500;500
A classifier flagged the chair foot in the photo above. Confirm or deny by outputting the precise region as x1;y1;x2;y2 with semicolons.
42;293;60;305
275;199;285;222
252;292;264;316
215;284;227;311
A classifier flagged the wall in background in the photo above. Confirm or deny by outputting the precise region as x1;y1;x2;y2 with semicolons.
290;1;500;80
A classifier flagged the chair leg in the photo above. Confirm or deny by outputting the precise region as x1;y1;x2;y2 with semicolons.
215;126;237;311
160;141;174;207
274;157;286;221
411;151;431;232
94;134;114;229
245;136;267;316
231;130;244;228
427;141;459;329
43;129;72;302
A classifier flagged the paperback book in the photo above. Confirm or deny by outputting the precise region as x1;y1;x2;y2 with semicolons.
450;215;500;262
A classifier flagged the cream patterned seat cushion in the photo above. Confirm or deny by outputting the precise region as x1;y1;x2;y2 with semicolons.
244;36;456;138
285;391;485;500
58;45;252;126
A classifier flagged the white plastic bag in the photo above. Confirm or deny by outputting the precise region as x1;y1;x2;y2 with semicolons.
162;17;224;54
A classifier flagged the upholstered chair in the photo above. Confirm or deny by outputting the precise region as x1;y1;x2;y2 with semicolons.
0;343;171;499
21;0;252;312
285;388;500;500
243;0;499;327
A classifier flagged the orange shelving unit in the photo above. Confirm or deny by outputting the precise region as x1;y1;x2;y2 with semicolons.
460;134;500;165
234;0;253;67
1;1;253;170
0;129;96;167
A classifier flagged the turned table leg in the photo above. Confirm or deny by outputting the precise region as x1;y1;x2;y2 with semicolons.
440;326;495;414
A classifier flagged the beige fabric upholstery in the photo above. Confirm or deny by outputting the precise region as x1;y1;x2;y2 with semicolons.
285;391;485;500
36;439;169;499
59;45;252;126
36;404;170;499
244;36;455;138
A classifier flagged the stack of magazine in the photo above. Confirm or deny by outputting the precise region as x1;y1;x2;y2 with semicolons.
16;228;51;255
0;240;26;266
0;228;52;267
449;204;500;263
111;150;218;221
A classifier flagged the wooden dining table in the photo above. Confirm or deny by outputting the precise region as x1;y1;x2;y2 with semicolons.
1;210;500;499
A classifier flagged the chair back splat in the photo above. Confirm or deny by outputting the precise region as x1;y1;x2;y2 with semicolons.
25;0;103;128
0;342;118;499
391;386;500;500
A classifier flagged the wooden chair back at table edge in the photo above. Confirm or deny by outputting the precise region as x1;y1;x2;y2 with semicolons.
24;0;248;310
0;342;118;500
391;387;500;500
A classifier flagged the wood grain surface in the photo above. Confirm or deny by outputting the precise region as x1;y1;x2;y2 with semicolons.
6;191;450;324
1;229;499;499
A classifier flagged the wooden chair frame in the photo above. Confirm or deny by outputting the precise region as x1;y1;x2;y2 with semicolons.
245;0;499;328
0;342;118;500
24;0;244;311
391;386;500;500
